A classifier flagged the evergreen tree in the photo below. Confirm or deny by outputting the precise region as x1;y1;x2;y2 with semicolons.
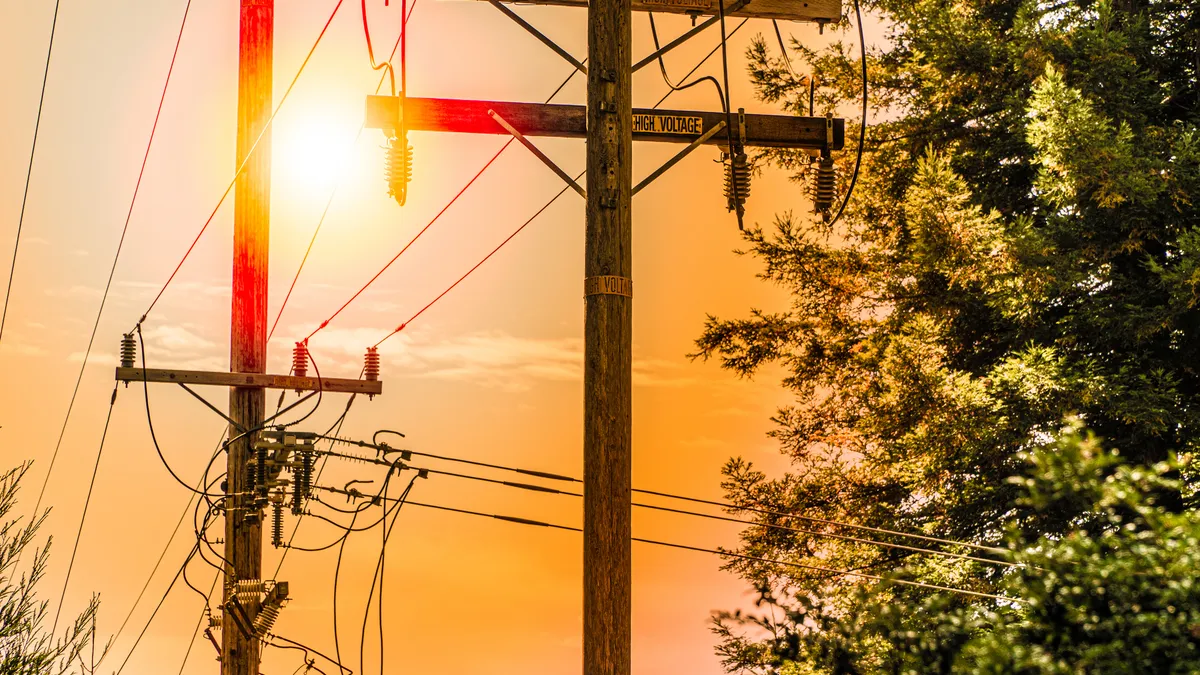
0;464;100;675
698;0;1200;668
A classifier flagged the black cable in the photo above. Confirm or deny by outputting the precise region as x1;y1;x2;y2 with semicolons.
827;0;867;227
332;506;361;672
27;0;194;536
136;326;226;498
647;14;726;108
269;634;352;675
50;385;118;634
398;500;1020;603
320;435;1011;556
2;0;61;343
359;474;418;675
653;19;748;109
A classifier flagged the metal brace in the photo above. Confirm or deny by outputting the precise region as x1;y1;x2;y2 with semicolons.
489;1;587;76
633;120;727;195
488;109;587;199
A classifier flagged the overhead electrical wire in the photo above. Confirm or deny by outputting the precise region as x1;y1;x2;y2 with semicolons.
827;0;867;227
653;19;747;109
2;0;62;344
360;0;396;95
271;1;418;341
361;496;1021;603
136;0;346;328
317;434;1013;557
367;18;759;345
648;14;726;108
268;634;353;675
372;176;581;346
27;0;194;542
113;543;202;675
50;385;119;635
313;448;1015;568
304;63;585;342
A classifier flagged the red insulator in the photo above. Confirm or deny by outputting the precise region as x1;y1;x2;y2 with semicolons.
292;342;308;378
364;347;380;382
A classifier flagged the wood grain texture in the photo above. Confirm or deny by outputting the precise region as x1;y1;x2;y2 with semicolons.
366;95;845;149
474;0;842;22
584;0;632;672
225;2;271;674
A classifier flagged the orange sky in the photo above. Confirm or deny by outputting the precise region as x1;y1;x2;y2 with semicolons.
0;2;853;673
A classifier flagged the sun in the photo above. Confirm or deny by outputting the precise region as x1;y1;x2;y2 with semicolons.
273;109;360;194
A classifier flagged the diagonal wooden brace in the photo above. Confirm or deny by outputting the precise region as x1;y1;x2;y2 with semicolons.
633;120;728;195
488;109;587;199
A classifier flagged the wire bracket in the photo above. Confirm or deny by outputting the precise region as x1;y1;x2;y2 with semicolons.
488;109;586;199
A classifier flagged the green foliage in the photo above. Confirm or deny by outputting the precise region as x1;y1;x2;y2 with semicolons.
0;464;99;675
714;429;1200;673
700;0;1200;669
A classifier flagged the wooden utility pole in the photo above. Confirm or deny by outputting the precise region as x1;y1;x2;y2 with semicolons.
224;1;272;674
583;0;632;672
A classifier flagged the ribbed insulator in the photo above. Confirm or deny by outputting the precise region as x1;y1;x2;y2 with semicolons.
255;446;269;503
724;152;751;213
119;333;137;368
300;450;314;499
253;605;281;636
208;612;222;629
364;347;380;382
291;467;304;515
813;155;836;215
271;501;283;548
292;342;308;379
233;580;268;596
384;136;413;207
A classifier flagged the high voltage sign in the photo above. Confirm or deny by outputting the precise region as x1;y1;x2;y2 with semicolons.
631;113;704;135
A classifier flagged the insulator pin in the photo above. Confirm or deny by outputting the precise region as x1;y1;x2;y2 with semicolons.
384;134;413;206
120;333;137;369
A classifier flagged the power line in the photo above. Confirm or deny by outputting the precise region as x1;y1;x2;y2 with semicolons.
389;498;1021;603
51;385;118;635
317;434;1012;557
114;543;201;675
313;449;1014;568
304;63;585;342
372;176;580;346
369;25;754;346
270;2;418;341
827;0;867;227
2;0;62;343
653;19;748;109
175;569;221;675
28;0;195;536
137;0;347;327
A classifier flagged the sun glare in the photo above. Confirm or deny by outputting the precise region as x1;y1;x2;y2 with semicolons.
274;111;359;194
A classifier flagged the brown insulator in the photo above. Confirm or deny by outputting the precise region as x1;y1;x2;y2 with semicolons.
813;155;836;217
120;333;137;369
723;151;752;214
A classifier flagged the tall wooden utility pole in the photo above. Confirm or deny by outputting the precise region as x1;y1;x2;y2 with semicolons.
224;1;272;674
583;0;632;672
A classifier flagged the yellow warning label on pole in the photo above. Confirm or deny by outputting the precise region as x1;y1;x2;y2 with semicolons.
631;113;704;135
